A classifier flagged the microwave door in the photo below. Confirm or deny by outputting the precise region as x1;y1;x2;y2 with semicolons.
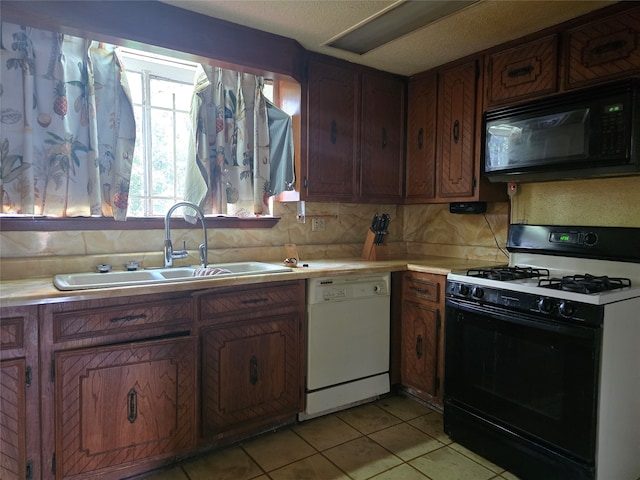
485;108;590;173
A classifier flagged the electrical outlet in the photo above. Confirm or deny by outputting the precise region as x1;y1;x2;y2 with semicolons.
311;218;325;231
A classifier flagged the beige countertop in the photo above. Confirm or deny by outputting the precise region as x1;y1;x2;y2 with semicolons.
0;256;502;308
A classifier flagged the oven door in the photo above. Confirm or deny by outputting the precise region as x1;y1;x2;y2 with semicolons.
444;298;601;463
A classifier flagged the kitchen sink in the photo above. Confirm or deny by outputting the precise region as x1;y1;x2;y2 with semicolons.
53;262;292;290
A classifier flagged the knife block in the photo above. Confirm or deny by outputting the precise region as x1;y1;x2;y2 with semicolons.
361;229;387;261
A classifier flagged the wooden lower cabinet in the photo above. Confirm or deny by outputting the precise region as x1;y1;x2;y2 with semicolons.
0;306;40;480
198;280;304;441
54;336;197;479
400;272;445;408
201;315;301;436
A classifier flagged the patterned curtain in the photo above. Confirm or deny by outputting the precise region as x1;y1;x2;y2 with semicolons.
185;65;271;216
0;23;135;219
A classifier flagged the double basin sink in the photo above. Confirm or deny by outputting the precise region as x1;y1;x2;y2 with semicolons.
53;262;293;291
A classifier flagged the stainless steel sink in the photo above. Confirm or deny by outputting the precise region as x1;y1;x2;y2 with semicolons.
53;262;292;290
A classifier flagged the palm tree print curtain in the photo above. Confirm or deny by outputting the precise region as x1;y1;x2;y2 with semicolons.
1;23;135;219
185;65;271;216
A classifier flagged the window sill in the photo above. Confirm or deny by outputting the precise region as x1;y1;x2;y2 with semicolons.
0;216;281;232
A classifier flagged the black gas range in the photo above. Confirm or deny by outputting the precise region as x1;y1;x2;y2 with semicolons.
444;224;640;480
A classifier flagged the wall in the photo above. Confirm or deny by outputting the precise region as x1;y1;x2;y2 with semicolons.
511;176;640;227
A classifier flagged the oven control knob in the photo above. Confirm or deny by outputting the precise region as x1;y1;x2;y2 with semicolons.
459;284;470;296
559;301;575;317
584;232;598;246
471;286;484;299
538;297;554;313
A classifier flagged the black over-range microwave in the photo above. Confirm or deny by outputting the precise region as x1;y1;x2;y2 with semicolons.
483;79;640;183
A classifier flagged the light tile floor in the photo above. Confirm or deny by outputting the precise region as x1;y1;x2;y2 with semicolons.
141;395;521;480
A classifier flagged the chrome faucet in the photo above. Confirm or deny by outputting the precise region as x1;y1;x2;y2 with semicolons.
164;201;208;268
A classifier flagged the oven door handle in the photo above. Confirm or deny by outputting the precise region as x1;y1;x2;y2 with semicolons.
446;298;600;340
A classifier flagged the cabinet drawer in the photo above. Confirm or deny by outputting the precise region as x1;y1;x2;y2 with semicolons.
53;299;192;343
486;34;558;106
566;8;640;88
403;273;441;303
199;281;302;319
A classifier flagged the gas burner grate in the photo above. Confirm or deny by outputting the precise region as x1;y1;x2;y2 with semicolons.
538;274;632;294
467;266;550;281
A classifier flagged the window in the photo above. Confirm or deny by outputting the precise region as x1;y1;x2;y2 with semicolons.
118;49;278;217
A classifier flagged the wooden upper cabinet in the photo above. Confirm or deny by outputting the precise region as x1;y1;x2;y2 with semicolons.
485;34;558;107
565;6;640;89
360;72;405;201
436;59;480;199
405;74;437;202
305;56;359;201
304;54;406;202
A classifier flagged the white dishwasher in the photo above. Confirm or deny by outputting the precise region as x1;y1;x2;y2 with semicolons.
300;273;391;420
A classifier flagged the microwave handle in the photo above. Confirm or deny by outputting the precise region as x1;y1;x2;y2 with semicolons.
453;120;460;144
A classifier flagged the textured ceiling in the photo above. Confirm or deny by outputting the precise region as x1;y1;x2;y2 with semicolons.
160;0;616;76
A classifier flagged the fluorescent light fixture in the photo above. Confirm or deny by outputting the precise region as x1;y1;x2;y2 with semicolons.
327;0;479;55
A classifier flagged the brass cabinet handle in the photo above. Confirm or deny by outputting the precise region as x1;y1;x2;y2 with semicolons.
507;65;534;78
110;313;147;323
249;355;258;385
240;297;269;305
591;39;626;56
127;388;138;423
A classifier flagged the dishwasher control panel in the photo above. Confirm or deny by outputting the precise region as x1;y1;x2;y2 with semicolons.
307;273;390;304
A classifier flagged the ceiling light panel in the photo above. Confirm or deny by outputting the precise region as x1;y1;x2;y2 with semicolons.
327;0;479;55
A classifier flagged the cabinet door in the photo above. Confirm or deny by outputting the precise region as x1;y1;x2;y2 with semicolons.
486;34;558;107
55;337;196;479
0;359;26;480
360;72;405;201
401;300;439;397
436;60;479;199
405;74;437;201
305;57;359;200
201;314;301;436
566;7;640;89
1;307;39;480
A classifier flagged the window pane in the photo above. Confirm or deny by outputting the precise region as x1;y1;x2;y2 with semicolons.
127;71;143;105
174;83;195;111
151;198;174;217
150;110;175;196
